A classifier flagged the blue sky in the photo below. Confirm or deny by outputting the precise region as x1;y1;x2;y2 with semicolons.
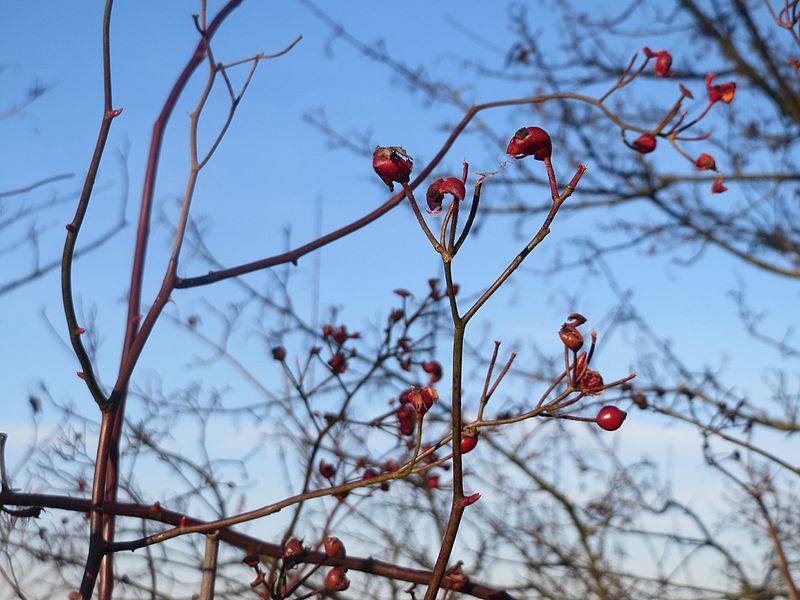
2;1;798;591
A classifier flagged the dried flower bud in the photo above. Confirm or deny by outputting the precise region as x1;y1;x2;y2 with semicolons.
631;134;657;154
632;393;648;409
325;567;350;591
643;47;672;77
323;536;346;560
679;83;694;99
706;73;736;104
595;405;627;431
426;177;466;215
506;126;552;160
389;308;404;323
373;146;413;191
578;369;605;396
271;346;286;361
695;153;717;171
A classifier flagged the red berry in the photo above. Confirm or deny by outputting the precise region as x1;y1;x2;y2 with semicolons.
325;566;350;591
460;431;478;454
705;73;736;104
373;146;413;191
643;47;672;78
282;538;305;563
422;360;443;382
319;460;336;479
711;174;728;194
695;153;717;171
271;346;286;361
559;324;584;352
323;536;346;560
631;134;657;154
595;406;627;431
506;126;552;160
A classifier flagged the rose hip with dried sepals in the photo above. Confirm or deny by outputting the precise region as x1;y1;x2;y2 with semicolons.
559;324;584;352
426;177;465;215
325;566;350;591
373;146;413;191
643;47;673;78
578;369;605;396
705;73;736;104
323;536;346;560
595;405;627;431
695;153;717;171
506;126;552;160
282;538;305;563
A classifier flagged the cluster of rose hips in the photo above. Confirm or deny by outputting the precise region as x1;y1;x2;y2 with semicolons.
242;535;349;597
623;47;736;194
559;313;627;431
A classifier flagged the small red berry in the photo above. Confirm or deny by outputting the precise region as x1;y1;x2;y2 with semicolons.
282;538;305;563
319;460;336;479
460;430;478;454
422;360;443;383
596;406;627;431
643;47;672;78
426;177;466;215
327;352;348;374
323;536;346;560
711;174;728;194
271;346;286;361
373;146;413;191
695;153;717;171
705;73;736;104
506;126;552;160
631;134;657;154
396;404;417;436
325;566;350;591
559;324;584;352
425;474;440;489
